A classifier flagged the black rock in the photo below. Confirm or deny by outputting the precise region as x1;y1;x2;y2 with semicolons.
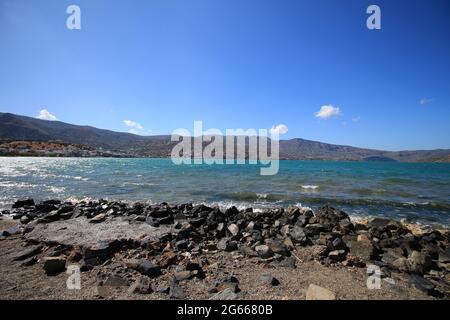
21;256;38;266
158;216;174;225
421;231;445;244
409;274;439;296
438;247;450;264
20;216;31;224
314;205;349;226
421;244;439;261
44;210;62;222
274;256;297;268
82;243;111;266
225;206;239;217
35;203;58;214
189;218;206;228
43;257;66;276
177;225;196;240
12;199;35;209
13;244;43;261
47;247;65;257
137;260;161;278
265;239;290;256
328;237;348;251
223;275;239;284
149;207;172;218
338;219;354;234
175;240;188;251
185;261;202;272
216;222;226;236
57;205;74;215
289;226;308;244
11;212;24;220
43;199;61;206
217;238;238;252
71;208;84;219
296;215;309;227
304;224;327;237
186;261;206;279
260;274;280;286
192;204;213;215
246;221;262;231
145;217;160;227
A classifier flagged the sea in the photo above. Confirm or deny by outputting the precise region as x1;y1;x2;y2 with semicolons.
0;157;449;226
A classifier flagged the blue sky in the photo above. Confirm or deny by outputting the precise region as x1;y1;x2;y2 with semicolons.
0;0;449;151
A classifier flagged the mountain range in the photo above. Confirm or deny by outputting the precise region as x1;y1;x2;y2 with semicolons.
1;112;449;162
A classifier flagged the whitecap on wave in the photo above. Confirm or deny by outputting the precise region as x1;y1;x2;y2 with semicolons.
47;186;66;193
301;185;319;190
74;176;89;181
0;181;36;188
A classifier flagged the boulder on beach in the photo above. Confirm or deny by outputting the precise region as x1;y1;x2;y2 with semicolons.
305;284;336;300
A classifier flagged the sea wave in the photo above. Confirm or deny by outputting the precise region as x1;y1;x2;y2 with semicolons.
121;182;157;187
382;177;415;185
301;185;319;190
74;176;89;181
0;181;36;189
195;200;295;213
220;192;286;202
65;196;97;204
296;196;450;211
47;186;66;193
350;187;415;198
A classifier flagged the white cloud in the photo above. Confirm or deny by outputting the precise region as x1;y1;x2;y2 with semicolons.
352;116;361;123
123;119;150;135
314;105;342;119
270;124;289;135
36;109;57;121
419;98;432;105
123;119;144;130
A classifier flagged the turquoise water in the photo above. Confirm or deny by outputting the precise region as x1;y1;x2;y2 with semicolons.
0;157;449;225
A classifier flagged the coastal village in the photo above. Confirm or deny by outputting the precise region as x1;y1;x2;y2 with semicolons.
0;141;132;158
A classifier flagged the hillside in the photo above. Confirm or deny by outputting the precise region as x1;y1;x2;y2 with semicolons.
1;112;449;162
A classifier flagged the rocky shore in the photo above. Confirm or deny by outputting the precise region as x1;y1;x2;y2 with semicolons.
0;199;449;300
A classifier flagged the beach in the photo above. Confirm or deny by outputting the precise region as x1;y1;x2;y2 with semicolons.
0;199;448;300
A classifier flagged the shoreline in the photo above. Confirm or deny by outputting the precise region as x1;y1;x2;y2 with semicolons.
0;198;449;300
2;155;450;163
2;196;449;230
